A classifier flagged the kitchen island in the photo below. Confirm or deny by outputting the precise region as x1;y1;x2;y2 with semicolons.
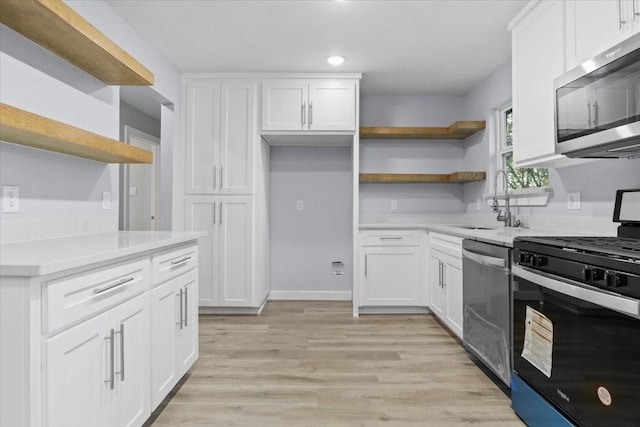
0;231;204;427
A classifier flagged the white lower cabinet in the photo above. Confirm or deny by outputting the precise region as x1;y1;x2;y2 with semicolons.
359;230;425;307
361;247;421;306
186;196;257;307
428;233;463;339
0;236;201;427
150;269;198;408
44;292;150;427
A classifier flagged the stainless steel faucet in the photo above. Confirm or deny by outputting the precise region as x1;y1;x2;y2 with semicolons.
493;169;512;227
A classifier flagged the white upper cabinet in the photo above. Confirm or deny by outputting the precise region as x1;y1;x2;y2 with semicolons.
262;79;356;132
566;0;640;70
185;80;255;195
511;0;567;167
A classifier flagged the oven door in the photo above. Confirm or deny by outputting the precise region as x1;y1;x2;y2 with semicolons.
512;265;640;427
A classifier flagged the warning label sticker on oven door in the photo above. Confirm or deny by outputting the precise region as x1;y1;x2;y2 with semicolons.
521;306;553;378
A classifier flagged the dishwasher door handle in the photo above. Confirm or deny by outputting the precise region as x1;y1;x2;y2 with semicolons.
463;249;506;269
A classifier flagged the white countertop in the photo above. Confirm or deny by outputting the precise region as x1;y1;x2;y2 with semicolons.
0;231;206;277
359;222;611;246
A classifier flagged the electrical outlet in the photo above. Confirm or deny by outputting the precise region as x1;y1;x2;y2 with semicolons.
391;200;398;210
3;185;19;213
102;191;111;210
567;192;581;210
296;200;304;211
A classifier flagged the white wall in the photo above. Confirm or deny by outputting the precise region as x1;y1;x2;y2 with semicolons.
0;1;181;242
119;102;161;140
270;147;352;299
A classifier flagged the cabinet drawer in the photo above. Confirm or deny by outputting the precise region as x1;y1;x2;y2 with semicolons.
44;258;150;334
361;230;421;247
429;232;463;257
151;245;198;287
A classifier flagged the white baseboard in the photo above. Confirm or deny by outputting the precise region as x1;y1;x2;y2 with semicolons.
269;290;352;301
199;306;263;315
358;306;431;315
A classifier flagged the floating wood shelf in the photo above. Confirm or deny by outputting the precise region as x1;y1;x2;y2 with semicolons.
359;172;486;184
0;0;154;86
360;121;486;140
0;103;153;163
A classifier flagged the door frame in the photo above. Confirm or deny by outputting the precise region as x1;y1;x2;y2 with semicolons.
121;126;161;231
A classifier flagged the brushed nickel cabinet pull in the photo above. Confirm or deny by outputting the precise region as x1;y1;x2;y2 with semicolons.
115;324;125;381
177;289;184;330
94;277;134;294
104;328;115;390
184;286;188;327
213;166;217;189
365;254;368;278
171;256;192;267
302;102;306;125
619;0;627;29
220;166;223;190
309;101;313;125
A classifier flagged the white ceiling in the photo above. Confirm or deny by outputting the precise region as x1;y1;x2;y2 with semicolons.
106;0;527;97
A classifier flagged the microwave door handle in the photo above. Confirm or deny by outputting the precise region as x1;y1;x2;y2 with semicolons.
592;101;598;127
513;265;640;318
587;101;592;128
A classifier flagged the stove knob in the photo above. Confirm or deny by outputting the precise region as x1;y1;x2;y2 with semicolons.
605;272;627;288
533;255;548;267
583;267;605;281
519;252;533;266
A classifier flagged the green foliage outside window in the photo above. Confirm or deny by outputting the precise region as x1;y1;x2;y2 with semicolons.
503;108;549;190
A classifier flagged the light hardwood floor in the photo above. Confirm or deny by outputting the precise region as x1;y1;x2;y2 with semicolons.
147;301;525;427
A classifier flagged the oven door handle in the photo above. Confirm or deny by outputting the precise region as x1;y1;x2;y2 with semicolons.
513;265;640;319
463;249;507;269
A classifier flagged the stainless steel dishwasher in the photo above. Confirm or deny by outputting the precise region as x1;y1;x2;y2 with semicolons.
462;239;512;387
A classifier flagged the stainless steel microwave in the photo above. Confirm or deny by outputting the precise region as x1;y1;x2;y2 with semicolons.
554;34;640;158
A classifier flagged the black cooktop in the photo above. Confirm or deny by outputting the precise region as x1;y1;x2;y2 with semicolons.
518;236;640;261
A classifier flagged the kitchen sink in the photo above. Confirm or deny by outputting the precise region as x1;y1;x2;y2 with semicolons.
455;225;498;230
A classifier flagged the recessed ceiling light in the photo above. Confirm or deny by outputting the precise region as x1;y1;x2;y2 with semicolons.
327;56;346;66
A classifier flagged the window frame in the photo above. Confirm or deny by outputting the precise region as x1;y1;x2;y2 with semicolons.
490;102;552;206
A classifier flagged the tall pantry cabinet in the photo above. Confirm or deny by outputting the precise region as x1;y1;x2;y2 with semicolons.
184;78;270;311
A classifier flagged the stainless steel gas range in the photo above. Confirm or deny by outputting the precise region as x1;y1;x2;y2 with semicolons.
511;189;640;427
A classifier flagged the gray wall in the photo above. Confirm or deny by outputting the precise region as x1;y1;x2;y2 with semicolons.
360;95;468;214
0;1;181;243
270;147;352;297
461;60;640;220
119;102;161;140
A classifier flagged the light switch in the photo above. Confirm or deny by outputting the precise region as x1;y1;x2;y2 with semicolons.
296;200;304;211
129;187;137;196
102;191;111;210
567;192;581;210
2;185;19;213
391;200;398;210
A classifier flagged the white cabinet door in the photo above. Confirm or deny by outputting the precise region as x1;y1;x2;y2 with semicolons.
219;81;254;195
111;293;150;427
45;311;109;427
150;280;179;408
185;80;254;195
176;270;199;376
565;0;634;70
185;81;221;194
428;253;446;319
186;196;252;307
361;247;421;306
44;293;150;427
261;80;307;131
262;79;357;132
443;255;463;339
512;0;566;167
186;197;220;306
218;197;253;306
308;80;356;131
